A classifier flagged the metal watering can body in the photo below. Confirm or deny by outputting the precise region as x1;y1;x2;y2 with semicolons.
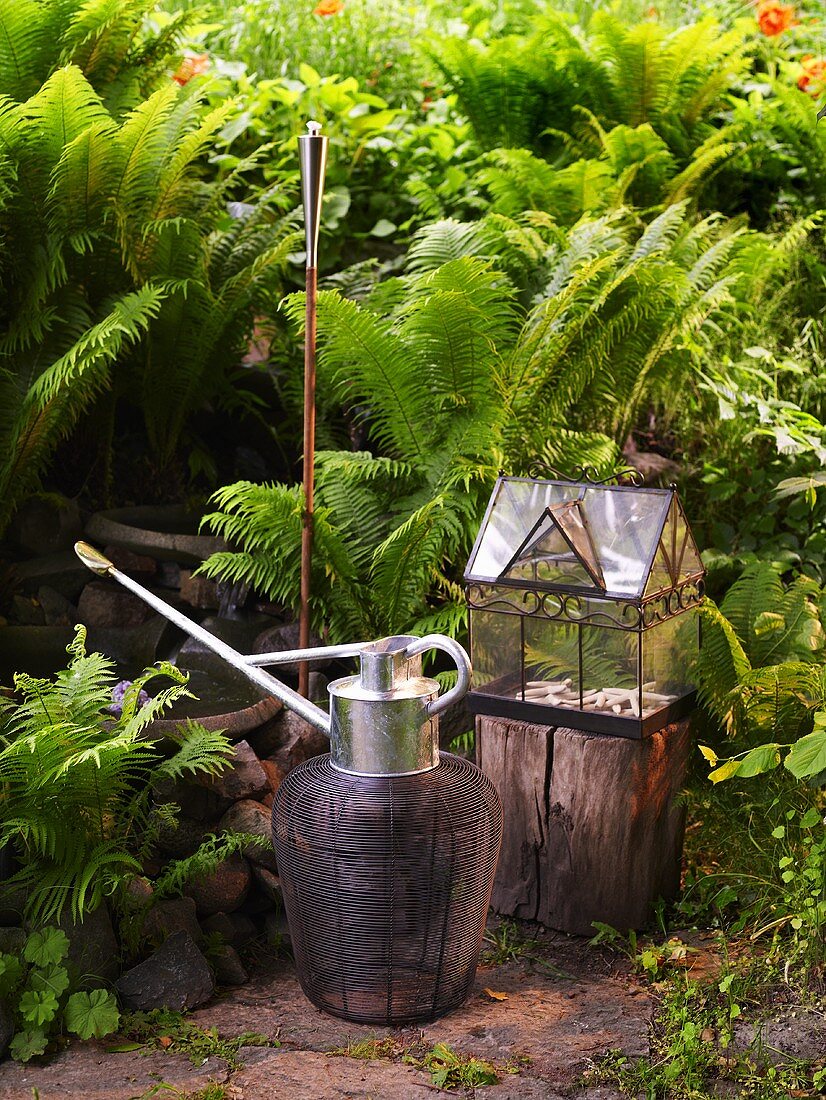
74;542;503;1024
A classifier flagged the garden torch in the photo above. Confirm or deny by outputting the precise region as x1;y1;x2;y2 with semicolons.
298;120;328;698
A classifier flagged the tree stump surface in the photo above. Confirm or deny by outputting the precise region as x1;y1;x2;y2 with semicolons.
476;716;692;935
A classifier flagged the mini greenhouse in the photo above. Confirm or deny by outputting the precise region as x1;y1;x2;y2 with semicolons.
464;472;706;738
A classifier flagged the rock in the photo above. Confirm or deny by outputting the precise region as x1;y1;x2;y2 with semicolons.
116;931;214;1012
0;999;13;1060
185;853;251;916
251;866;283;906
308;671;329;704
155;741;270;822
732;1007;826;1065
0;928;25;955
219;800;278;872
213;740;271;803
103;545;158;578
143;897;203;946
179;616;273;664
155;815;208;858
58;903;120;987
0;1045;228;1099
84;616;168;677
16;550;90;601
10;594;45;625
246;717;286;759
124;875;154;906
212;944;249;986
156;560;181;588
201;911;257;948
260;759;286;798
179;571;220;610
37;585;76;626
77;580;155;628
265;711;328;773
253;621;329;668
10;495;82;556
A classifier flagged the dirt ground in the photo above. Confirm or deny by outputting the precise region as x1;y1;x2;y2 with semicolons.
0;927;645;1099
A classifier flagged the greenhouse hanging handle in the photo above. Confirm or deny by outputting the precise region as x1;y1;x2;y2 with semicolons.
403;635;472;719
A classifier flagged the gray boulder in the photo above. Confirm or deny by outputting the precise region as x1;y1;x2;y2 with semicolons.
116;931;213;1012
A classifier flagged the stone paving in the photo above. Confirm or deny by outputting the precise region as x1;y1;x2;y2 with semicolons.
0;927;644;1099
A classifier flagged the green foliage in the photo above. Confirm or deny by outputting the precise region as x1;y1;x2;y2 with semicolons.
118;1008;274;1072
0;0;298;532
0;625;233;923
201;203;788;640
404;1042;499;1090
0;924;119;1061
151;831;266;901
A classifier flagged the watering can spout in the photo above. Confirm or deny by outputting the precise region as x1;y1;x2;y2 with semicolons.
74;541;114;576
72;541;472;764
73;540;333;736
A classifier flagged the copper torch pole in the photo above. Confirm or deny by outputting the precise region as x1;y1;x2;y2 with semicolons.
298;121;328;698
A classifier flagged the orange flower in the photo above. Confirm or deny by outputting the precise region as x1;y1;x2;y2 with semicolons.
798;54;826;93
314;0;343;14
756;1;797;36
172;53;210;86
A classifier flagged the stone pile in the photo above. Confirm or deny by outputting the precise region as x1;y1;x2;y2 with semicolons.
0;496;335;1017
113;708;329;1012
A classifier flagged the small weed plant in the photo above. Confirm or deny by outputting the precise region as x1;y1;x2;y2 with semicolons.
117;1008;274;1072
404;1042;499;1090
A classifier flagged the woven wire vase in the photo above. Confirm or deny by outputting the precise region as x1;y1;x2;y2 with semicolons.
272;752;502;1025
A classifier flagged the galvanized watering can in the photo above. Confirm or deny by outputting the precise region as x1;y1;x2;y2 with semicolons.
75;542;502;1024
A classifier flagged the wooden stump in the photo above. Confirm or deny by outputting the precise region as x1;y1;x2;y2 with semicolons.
476;716;692;935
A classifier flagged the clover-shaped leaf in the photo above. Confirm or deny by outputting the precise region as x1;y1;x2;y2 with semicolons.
19;989;59;1026
65;989;120;1040
23;928;69;968
10;1028;48;1062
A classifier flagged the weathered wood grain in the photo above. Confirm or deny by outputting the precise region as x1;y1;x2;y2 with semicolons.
477;716;692;934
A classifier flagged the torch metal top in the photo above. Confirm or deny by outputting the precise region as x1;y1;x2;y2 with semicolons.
298;119;328;269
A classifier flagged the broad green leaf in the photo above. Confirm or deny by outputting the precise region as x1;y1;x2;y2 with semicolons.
370;219;396;238
708;758;741;784
19;989;58;1026
0;954;23;997
29;965;70;999
23;929;69;968
10;1028;48;1062
800;807;822;828
737;743;780;778
65;989;121;1040
785;728;826;780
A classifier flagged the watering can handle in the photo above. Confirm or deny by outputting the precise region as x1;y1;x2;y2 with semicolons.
403;635;472;719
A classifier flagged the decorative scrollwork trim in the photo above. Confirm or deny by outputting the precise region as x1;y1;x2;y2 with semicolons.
466;577;703;631
524;463;644;487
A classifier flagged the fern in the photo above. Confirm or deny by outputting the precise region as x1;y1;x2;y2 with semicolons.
151;832;265;901
0;3;298;534
0;626;233;924
694;565;826;760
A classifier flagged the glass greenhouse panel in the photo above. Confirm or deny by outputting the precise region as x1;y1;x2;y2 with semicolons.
465;472;705;739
